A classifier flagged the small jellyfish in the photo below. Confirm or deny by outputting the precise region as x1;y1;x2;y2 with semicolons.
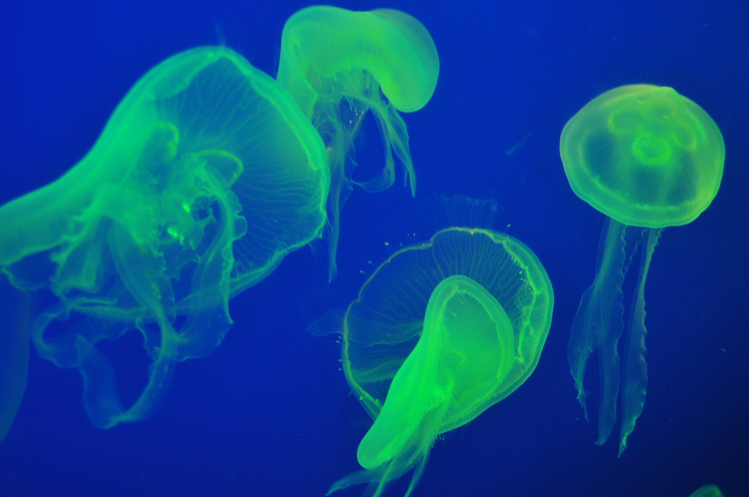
560;84;724;455
277;5;439;280
0;46;329;431
329;227;554;497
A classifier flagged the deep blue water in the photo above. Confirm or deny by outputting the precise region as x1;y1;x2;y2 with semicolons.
0;1;747;496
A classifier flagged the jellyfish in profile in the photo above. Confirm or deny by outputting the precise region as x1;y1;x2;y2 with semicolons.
560;84;724;455
328;227;554;497
277;5;439;280
0;46;329;431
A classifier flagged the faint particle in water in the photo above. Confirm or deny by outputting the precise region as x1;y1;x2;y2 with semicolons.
505;132;531;157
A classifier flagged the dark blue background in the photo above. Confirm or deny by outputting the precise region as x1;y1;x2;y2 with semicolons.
1;1;747;496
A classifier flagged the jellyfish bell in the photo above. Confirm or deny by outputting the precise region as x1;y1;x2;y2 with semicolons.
560;84;724;228
277;5;439;281
328;227;554;497
560;84;725;455
278;6;439;119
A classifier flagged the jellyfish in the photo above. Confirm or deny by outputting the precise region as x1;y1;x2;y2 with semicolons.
328;227;554;497
277;5;439;280
0;46;329;431
560;84;725;455
689;485;725;497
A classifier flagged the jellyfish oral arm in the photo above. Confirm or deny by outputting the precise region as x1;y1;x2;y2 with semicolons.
567;217;662;455
567;218;631;444
619;227;660;456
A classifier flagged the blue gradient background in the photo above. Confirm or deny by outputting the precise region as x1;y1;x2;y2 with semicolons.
0;1;747;496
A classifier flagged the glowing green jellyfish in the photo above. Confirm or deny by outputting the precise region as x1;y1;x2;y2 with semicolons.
329;227;554;497
277;5;439;280
0;46;329;432
689;485;725;497
561;84;724;455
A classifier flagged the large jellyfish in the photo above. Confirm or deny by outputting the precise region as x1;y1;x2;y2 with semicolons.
561;84;724;455
328;227;554;497
277;5;439;280
0;46;329;434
